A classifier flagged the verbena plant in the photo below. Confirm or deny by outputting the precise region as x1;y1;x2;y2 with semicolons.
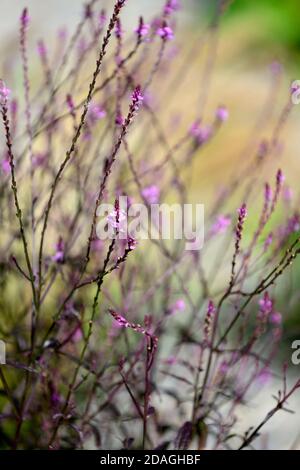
0;0;299;450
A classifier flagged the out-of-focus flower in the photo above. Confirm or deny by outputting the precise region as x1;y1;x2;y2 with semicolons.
157;25;174;41
264;232;273;251
1;157;10;174
189;120;212;146
257;368;272;386
211;214;231;235
127;236;137;251
115;18;123;39
169;299;185;315
216;106;229;122
283;186;293;202
259;292;273;315
21;8;30;27
142;185;160;204
0;80;10;105
164;0;181;15
107;208;127;232
52;237;65;263
98;9;107;28
88;104;106;125
37;39;47;58
270;312;282;325
134;17;150;38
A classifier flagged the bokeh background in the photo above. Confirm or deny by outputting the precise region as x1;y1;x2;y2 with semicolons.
0;0;300;449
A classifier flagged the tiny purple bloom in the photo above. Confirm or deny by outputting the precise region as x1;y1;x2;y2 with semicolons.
216;106;229;122
211;215;231;235
157;25;174;41
52;237;65;264
142;185;160;204
270;312;282;325
259;292;273;315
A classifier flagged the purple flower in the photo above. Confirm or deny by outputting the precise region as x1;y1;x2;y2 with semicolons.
88;104;106;125
211;214;231;235
164;0;180;15
276;168;285;186
156;25;174;41
0;80;11;105
127;236;137;251
189;120;211;146
115;19;123;39
52;237;65;264
238;203;247;220
37;39;47;59
115;110;124;126
142;185;160;204
21;8;30;27
134;17;150;38
259;292;273;315
216;106;229;122
257;368;272;386
270;312;282;325
291;80;300;95
1;157;10;174
264;232;273;250
32;153;47;168
169;299;185;315
98;10;107;28
131;86;144;104
131;86;144;113
107;209;127;233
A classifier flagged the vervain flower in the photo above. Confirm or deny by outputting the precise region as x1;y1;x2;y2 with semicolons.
211;215;231;235
142;185;160;204
0;80;10;105
52;237;65;264
157;24;174;41
134;17;150;38
164;0;181;15
216;106;229;122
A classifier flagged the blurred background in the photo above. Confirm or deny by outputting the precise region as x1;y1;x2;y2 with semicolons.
0;0;300;449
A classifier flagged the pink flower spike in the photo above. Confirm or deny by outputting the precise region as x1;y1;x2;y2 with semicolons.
259;292;273;315
134;18;150;38
0;80;11;104
276;169;285;186
211;214;231;235
21;8;30;27
157;25;174;41
131;86;144;104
